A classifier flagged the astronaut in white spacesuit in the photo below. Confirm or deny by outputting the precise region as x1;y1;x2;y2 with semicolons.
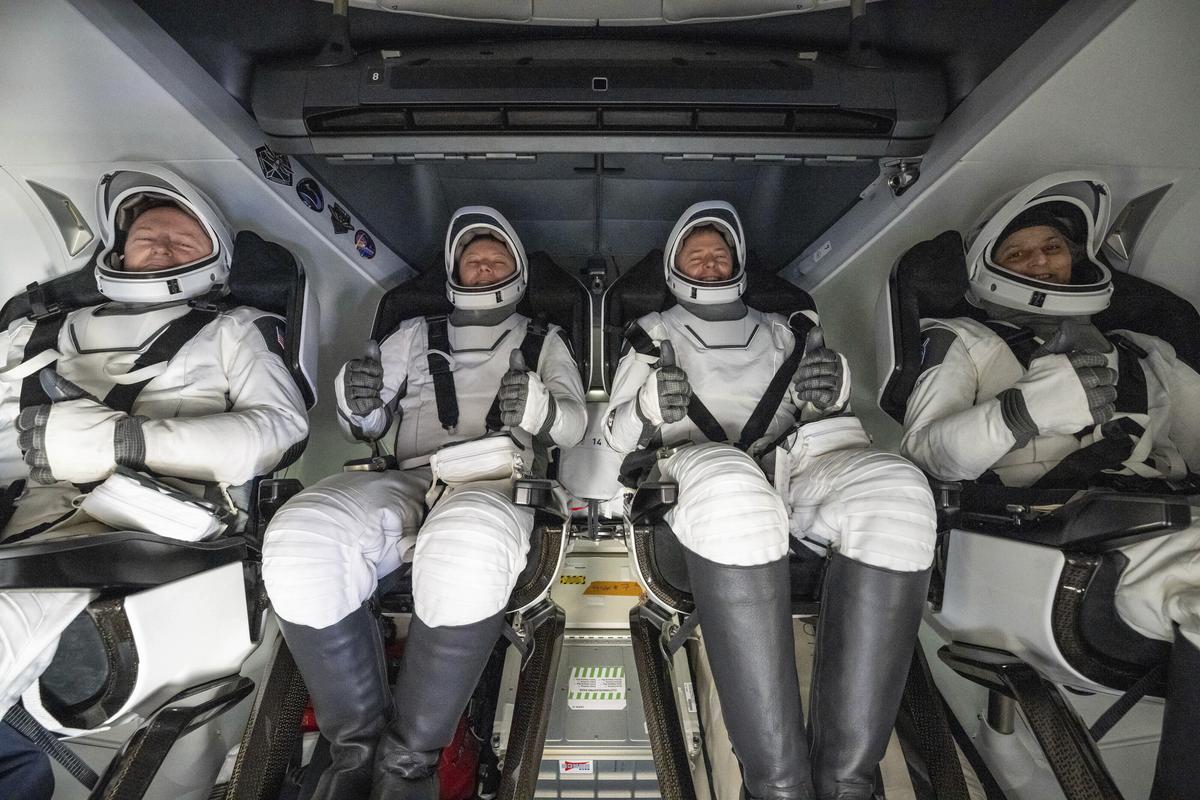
262;206;586;800
0;166;309;796
605;201;937;800
900;174;1200;800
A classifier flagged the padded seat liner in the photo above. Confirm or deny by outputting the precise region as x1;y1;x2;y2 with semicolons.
0;530;246;592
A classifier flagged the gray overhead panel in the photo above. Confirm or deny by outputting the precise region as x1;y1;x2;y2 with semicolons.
252;40;946;158
318;0;881;26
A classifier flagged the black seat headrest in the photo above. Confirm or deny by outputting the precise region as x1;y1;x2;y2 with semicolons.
371;253;589;380
879;230;1200;423
604;249;816;387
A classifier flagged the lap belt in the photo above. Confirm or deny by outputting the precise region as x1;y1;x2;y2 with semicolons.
425;315;552;434
3;703;99;789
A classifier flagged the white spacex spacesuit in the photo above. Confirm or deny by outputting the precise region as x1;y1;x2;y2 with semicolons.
604;201;936;800
0;166;309;727
900;173;1200;800
262;207;585;800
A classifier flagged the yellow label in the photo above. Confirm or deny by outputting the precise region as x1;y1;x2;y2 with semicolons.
559;575;586;585
583;581;643;597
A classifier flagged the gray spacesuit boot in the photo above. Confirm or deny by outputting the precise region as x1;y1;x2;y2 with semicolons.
808;553;930;800
1149;628;1200;800
369;611;506;800
684;549;816;800
279;603;391;800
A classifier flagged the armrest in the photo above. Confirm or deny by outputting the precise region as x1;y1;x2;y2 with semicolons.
0;530;247;592
958;488;1191;553
513;479;568;522
631;481;678;525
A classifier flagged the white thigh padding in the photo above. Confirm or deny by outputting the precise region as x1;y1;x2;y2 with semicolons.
788;448;936;572
263;469;429;629
412;482;533;627
661;443;788;566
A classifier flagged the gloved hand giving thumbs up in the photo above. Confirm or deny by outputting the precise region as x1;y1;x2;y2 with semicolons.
499;348;556;434
792;326;851;413
636;340;692;426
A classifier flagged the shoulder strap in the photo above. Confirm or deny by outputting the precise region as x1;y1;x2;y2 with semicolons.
103;307;221;414
486;318;550;432
982;320;1040;369
19;315;68;411
426;315;459;433
735;312;816;451
1109;333;1149;415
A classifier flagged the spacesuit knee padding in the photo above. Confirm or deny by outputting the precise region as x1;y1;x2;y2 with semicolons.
263;474;422;629
801;450;936;572
412;488;533;628
661;444;788;566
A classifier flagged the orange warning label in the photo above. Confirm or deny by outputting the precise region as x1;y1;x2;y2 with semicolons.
583;581;643;597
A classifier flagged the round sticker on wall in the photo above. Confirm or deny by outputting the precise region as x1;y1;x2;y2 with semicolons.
354;229;376;259
296;178;324;212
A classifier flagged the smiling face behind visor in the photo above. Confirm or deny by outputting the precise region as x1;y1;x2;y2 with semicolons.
664;201;747;306
965;173;1112;317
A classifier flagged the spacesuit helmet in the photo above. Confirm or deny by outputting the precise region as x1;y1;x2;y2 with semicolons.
965;173;1112;316
664;201;748;306
94;165;233;304
444;206;528;311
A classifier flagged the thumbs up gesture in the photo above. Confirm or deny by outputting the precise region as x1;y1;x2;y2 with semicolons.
792;326;851;414
636;339;691;426
499;348;553;432
343;340;385;417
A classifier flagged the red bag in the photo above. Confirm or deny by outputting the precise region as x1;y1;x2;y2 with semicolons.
437;715;479;800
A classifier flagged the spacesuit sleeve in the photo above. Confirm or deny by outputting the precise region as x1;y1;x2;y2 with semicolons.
0;321;33;483
900;325;1020;481
1166;356;1200;473
603;344;656;455
138;312;310;484
536;328;587;448
334;324;412;442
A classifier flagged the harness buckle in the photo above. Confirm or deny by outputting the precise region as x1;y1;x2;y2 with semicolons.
25;282;62;321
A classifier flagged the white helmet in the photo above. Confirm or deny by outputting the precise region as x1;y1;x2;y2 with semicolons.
95;165;233;304
444;206;528;311
664;201;747;306
966;172;1112;316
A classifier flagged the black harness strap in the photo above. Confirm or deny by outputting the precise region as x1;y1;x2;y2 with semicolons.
485;319;551;433
982;320;1040;369
4;703;99;789
622;321;729;443
103;308;221;414
1110;334;1149;415
19;315;68;411
734;312;816;450
623;316;813;451
426;315;459;432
